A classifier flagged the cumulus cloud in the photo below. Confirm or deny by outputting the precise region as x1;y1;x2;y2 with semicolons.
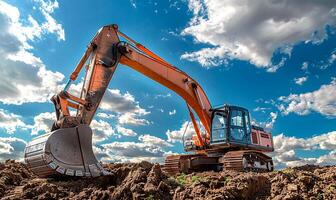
0;109;27;134
270;131;336;167
100;89;150;126
118;112;150;126
251;112;277;130
66;82;150;126
166;121;196;143
31;112;55;135
265;112;277;130
138;134;172;147
0;137;26;161
96;112;116;119
30;112;114;143
33;0;65;41
101;141;168;163
90;119;114;143
181;0;336;71
294;76;308;85
100;89;147;114
94;133;176;163
0;0;65;105
278;78;336;117
116;126;137;137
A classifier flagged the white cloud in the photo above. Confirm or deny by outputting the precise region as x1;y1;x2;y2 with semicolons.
116;126;137;137
0;137;26;161
166;121;196;143
130;0;137;8
330;53;336;64
67;84;150;126
0;0;65;105
251;111;277;131
154;93;172;99
30;112;114;143
118;112;151;126
278;78;336;117
181;0;336;71
270;131;336;167
33;0;65;41
96;112;116;119
320;51;336;69
301;62;309;70
100;89;147;114
95;133;176;163
31;112;55;135
168;109;177;115
138;134;172;147
294;76;308;85
0;109;27;134
265;112;277;130
90;119;114;143
100;89;150;126
253;107;271;113
101;141;167;163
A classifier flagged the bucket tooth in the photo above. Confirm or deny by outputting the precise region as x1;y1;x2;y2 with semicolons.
24;124;109;177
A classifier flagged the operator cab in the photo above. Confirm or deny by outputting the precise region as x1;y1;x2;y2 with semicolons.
210;105;251;146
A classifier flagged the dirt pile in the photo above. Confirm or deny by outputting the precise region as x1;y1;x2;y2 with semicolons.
0;160;335;200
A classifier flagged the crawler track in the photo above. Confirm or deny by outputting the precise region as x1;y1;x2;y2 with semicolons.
163;150;273;175
162;155;182;175
222;150;273;172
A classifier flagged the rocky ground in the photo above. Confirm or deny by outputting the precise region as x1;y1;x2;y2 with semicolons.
0;160;335;200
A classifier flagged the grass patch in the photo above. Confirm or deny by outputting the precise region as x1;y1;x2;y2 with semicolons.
191;175;200;183
176;173;187;186
327;184;336;193
145;195;154;200
223;177;231;185
282;168;294;174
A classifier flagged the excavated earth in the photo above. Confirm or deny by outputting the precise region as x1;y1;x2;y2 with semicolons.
0;160;335;200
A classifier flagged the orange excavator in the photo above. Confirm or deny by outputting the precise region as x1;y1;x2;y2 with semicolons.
24;25;274;177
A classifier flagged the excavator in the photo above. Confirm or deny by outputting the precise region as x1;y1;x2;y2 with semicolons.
24;24;274;177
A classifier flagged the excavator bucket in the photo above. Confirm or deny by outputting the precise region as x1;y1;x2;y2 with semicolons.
24;125;109;177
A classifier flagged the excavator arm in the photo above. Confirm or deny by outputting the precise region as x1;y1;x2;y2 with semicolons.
52;24;213;148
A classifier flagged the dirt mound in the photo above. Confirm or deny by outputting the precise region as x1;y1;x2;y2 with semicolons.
0;160;335;200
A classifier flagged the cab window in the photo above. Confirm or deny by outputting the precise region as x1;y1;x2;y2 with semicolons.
245;114;251;133
231;110;243;127
230;110;245;141
211;112;227;143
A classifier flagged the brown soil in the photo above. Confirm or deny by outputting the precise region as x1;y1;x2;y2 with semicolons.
0;160;335;200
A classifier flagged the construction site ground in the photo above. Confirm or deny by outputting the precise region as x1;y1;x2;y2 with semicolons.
0;160;335;200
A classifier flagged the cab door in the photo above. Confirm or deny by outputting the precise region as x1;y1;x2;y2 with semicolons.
210;111;228;144
228;107;251;145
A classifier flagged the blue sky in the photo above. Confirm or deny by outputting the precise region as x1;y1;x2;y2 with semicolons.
0;0;335;168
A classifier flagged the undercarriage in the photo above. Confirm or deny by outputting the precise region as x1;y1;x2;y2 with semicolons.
163;150;273;175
